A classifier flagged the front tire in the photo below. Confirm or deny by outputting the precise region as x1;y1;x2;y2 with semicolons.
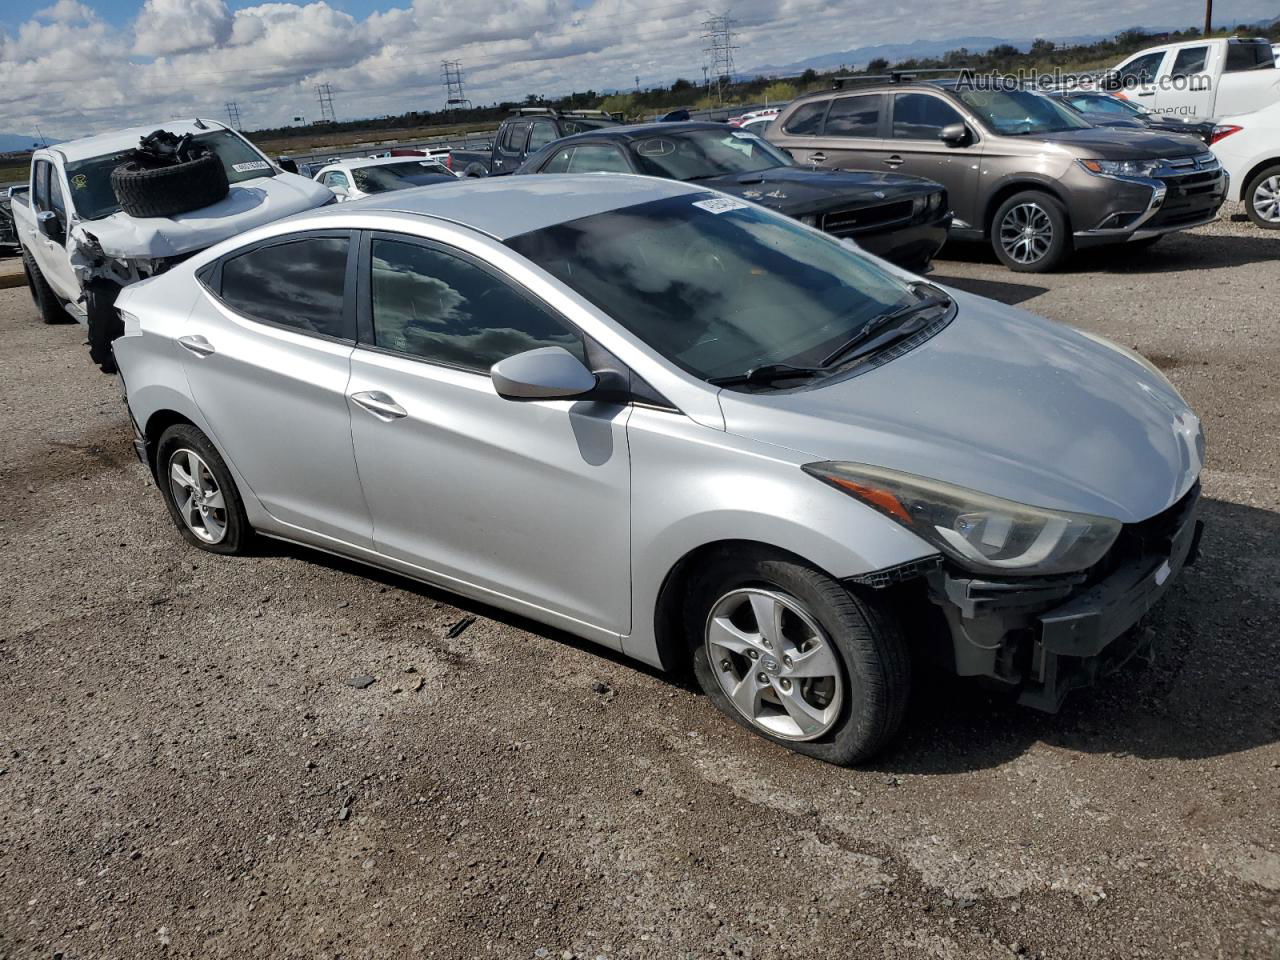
1243;164;1280;230
21;250;73;324
156;424;252;555
991;190;1070;272
687;549;910;766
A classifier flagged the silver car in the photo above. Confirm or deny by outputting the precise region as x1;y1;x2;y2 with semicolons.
113;175;1205;765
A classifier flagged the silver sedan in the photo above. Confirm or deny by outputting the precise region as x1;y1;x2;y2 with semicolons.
113;175;1204;764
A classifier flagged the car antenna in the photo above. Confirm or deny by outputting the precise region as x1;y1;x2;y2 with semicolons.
193;118;208;130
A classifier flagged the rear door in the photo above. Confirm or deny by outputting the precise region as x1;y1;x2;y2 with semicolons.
887;91;981;226
492;121;528;174
808;93;889;172
29;159;78;302
1153;44;1215;118
182;231;373;547
345;231;632;635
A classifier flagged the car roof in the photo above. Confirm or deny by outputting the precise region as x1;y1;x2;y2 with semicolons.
52;119;234;164
338;155;447;170
538;121;736;148
309;173;705;239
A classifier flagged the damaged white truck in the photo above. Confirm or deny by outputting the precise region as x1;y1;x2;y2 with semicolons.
13;119;332;372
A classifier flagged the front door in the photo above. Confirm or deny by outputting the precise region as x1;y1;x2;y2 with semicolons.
346;232;632;635
182;230;374;547
887;92;982;230
30;160;79;303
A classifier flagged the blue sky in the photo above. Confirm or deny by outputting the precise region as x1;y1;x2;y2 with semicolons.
1;0;1274;137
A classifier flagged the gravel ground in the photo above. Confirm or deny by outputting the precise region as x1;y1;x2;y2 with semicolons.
1;212;1278;960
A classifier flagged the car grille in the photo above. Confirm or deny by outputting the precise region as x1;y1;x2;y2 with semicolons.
1085;482;1201;585
821;199;915;237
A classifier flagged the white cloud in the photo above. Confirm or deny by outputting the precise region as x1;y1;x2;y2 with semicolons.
0;0;1273;139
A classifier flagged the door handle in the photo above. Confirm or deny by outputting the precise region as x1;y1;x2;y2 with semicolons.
1136;90;1155;97
177;334;215;357
808;152;827;163
350;390;407;421
883;155;904;167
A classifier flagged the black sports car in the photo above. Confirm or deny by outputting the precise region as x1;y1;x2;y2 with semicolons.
1048;91;1217;145
514;122;952;271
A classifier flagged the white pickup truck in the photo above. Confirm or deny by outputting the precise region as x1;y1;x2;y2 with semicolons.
1108;36;1279;120
14;118;331;372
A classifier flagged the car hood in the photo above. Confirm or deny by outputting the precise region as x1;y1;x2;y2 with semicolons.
1027;126;1207;159
72;172;333;260
716;289;1204;523
697;167;937;216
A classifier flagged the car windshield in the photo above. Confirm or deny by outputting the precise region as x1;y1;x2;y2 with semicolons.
958;89;1092;135
1064;93;1142;118
628;129;792;181
63;129;277;221
505;194;916;382
351;161;452;193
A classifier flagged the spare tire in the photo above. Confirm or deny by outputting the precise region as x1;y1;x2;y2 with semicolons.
110;152;229;219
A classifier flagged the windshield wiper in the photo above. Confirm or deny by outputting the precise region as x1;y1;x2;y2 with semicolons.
707;363;826;388
819;288;953;368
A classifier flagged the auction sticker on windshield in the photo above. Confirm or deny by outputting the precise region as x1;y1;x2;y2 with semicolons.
692;197;750;214
232;161;271;173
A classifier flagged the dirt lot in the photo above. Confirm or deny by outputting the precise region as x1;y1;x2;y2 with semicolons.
1;214;1278;960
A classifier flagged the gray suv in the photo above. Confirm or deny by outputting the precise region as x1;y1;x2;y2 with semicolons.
768;77;1228;271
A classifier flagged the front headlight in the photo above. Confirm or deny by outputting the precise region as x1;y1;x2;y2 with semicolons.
1079;158;1162;179
927;191;944;211
911;196;927;216
803;462;1122;576
799;214;818;227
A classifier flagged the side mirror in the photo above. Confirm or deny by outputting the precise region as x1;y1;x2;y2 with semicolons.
491;346;597;401
36;209;62;240
939;123;969;147
277;157;299;174
329;185;349;200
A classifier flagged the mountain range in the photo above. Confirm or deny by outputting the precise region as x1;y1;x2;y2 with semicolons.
0;132;58;154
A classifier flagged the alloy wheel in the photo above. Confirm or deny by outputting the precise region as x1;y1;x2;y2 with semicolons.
999;202;1054;265
1253;176;1280;224
167;448;228;544
705;588;844;741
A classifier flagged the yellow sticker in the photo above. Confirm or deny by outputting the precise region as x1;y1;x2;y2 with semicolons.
71;174;88;190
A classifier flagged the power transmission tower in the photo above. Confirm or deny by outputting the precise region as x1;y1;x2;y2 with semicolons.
441;60;471;110
701;12;738;104
314;83;337;124
225;101;242;131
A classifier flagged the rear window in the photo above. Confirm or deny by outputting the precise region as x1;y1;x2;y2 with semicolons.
825;95;881;137
781;101;828;136
220;236;350;339
1225;40;1275;72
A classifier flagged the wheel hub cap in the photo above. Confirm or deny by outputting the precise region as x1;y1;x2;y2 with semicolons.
167;448;228;545
1000;202;1053;264
1255;176;1280;223
704;588;845;742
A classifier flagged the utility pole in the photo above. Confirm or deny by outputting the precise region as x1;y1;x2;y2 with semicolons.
635;75;640;93
225;101;242;131
1203;0;1213;35
441;60;471;113
701;11;738;104
314;83;337;124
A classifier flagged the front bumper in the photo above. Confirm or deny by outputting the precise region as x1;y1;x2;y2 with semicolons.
1073;164;1228;248
853;212;952;270
924;484;1203;712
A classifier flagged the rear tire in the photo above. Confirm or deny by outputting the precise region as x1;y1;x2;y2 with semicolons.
1243;163;1280;230
21;249;73;324
991;190;1071;272
86;280;122;374
155;424;252;555
686;547;911;766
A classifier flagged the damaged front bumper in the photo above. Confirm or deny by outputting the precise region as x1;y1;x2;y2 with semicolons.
916;484;1203;711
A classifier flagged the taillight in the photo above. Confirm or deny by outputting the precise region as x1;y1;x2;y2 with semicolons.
1210;124;1242;145
445;152;452;170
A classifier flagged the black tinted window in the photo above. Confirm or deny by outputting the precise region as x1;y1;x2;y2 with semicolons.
527;121;557;151
221;236;350;338
1225;41;1274;72
892;93;964;139
1171;46;1208;76
781;101;827;135
370;239;584;371
825;95;881;137
1120;51;1166;84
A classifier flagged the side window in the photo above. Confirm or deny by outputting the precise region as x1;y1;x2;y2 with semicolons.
1225;41;1274;72
1170;46;1209;77
1120;50;1166;84
33;160;50;211
325;171;350;188
892;93;965;139
47;170;67;221
369;238;585;371
527;121;557;152
540;147;574;173
565;144;631;173
825;95;882;137
781;100;827;136
503;122;529;154
220;236;350;339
